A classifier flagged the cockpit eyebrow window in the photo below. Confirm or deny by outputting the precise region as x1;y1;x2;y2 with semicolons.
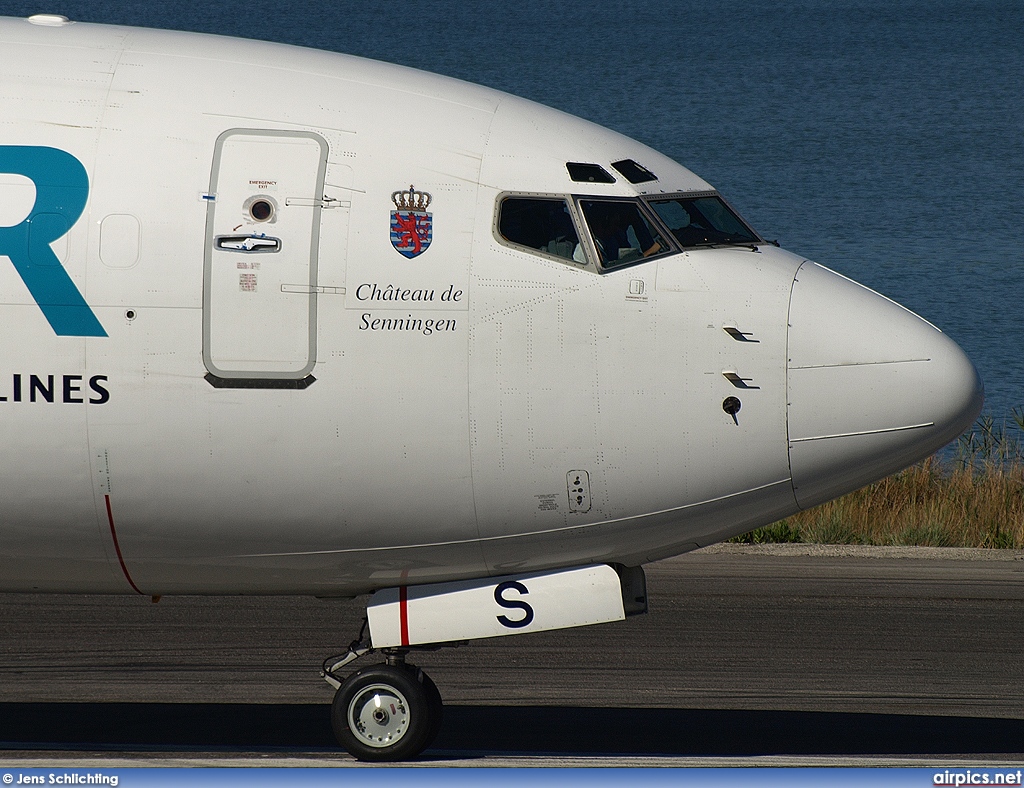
578;199;671;269
647;195;760;248
497;196;587;265
566;162;616;184
611;159;657;184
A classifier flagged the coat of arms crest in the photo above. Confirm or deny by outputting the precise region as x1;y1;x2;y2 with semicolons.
390;185;432;258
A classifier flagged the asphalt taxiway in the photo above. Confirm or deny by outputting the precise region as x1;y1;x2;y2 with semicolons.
0;544;1022;765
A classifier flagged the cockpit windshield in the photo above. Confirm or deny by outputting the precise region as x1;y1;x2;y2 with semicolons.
647;195;759;248
498;197;585;264
578;199;669;268
494;190;762;273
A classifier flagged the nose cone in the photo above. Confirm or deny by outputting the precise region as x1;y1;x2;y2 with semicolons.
787;262;983;509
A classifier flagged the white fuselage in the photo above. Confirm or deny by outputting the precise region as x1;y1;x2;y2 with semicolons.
0;17;981;596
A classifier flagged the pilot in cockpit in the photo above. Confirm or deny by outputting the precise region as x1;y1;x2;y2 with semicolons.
584;201;663;266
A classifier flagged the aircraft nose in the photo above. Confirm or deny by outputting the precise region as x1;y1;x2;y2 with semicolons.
787;261;983;509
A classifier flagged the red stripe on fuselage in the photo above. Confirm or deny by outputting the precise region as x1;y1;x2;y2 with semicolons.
105;494;143;595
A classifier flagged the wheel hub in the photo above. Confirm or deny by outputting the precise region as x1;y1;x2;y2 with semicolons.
349;685;410;747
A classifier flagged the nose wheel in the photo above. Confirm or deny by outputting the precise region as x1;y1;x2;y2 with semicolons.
330;662;443;761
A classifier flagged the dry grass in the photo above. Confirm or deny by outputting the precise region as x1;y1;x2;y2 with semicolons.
733;412;1024;548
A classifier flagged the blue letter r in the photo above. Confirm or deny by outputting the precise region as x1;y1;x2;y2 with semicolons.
0;146;106;337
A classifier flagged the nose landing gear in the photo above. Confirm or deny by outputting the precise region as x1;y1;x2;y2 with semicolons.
323;624;444;761
331;661;443;761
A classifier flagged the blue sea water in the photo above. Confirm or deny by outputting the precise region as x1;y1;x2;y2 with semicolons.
1;0;1021;421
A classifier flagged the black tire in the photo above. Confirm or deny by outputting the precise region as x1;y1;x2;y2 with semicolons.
331;664;433;762
420;670;444;749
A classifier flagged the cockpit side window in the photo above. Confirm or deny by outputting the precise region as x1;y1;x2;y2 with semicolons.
497;196;587;265
578;199;670;269
647;195;760;248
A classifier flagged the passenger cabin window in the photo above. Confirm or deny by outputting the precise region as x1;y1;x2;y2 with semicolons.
648;195;759;248
498;197;585;263
579;199;669;268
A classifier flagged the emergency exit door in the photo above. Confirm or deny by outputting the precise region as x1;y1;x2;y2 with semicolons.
203;129;328;387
